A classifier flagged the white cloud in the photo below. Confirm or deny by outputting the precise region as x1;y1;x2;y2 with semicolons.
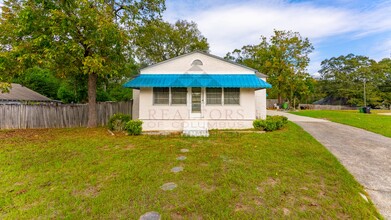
165;1;356;55
164;0;391;62
370;36;391;61
352;3;391;38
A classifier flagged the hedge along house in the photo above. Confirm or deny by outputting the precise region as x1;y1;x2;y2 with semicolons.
124;51;271;136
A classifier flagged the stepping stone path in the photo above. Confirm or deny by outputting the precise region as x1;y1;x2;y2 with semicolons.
176;156;187;161
180;148;189;153
171;166;183;173
139;211;161;220
160;182;177;191
144;148;190;219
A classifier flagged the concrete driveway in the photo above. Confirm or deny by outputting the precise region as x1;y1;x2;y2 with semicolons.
268;110;391;219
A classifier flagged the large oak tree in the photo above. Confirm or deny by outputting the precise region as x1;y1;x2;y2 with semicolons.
226;30;314;106
0;0;164;127
133;19;209;65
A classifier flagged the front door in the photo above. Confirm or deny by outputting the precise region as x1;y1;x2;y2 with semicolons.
191;87;202;118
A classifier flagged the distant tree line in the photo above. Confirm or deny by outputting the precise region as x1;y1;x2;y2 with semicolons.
318;55;391;108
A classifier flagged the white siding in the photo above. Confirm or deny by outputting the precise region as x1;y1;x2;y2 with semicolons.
132;89;140;120
138;88;257;131
255;89;267;119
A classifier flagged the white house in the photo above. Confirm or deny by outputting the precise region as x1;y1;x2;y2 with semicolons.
124;51;271;136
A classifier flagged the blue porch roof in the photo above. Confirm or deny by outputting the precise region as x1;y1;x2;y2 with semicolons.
123;74;272;89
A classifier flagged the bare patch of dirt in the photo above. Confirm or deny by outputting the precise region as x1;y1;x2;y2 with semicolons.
199;163;209;167
234;203;251;212
300;204;307;211
100;145;109;150
265;177;279;186
189;214;203;220
72;185;100;198
199;183;216;193
257;177;280;193
20;201;40;211
252;196;264;206
282;208;291;216
256;186;264;193
163;203;176;210
171;212;184;220
16;189;28;195
300;196;320;211
123;144;135;150
318;190;326;197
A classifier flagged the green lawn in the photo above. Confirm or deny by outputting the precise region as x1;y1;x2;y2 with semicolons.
290;110;391;138
0;124;382;219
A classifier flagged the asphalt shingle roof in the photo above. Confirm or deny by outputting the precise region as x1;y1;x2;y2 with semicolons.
0;83;52;101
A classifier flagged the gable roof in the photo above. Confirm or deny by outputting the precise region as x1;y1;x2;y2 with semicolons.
0;83;52;102
141;51;267;78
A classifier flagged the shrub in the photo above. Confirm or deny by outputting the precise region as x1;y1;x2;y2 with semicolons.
253;115;288;131
125;120;143;135
108;113;131;131
253;119;267;130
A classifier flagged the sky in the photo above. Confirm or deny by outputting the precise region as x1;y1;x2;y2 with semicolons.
163;0;391;76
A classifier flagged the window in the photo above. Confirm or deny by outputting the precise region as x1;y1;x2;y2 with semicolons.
224;88;240;105
171;88;187;104
206;88;222;105
153;87;169;105
191;59;203;66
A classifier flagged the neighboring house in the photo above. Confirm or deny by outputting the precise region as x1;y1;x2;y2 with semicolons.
0;83;56;104
124;51;271;135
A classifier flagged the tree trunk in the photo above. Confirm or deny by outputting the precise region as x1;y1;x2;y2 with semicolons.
293;97;296;110
290;88;294;109
87;72;98;127
278;81;282;104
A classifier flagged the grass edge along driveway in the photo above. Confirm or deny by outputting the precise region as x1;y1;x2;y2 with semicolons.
290;110;391;138
0;124;383;219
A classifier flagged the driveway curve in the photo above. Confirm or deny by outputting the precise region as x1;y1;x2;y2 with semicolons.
268;110;391;219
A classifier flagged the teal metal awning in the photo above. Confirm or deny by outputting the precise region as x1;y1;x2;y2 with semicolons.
123;74;272;89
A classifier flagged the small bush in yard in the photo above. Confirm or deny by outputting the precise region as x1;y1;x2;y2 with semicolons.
253;119;267;130
253;115;288;131
125;120;143;135
108;114;131;131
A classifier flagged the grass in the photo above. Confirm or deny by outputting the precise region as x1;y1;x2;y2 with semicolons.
290;110;391;138
0;124;382;219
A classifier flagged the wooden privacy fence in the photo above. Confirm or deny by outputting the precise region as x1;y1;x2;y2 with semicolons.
266;99;279;109
0;101;132;129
